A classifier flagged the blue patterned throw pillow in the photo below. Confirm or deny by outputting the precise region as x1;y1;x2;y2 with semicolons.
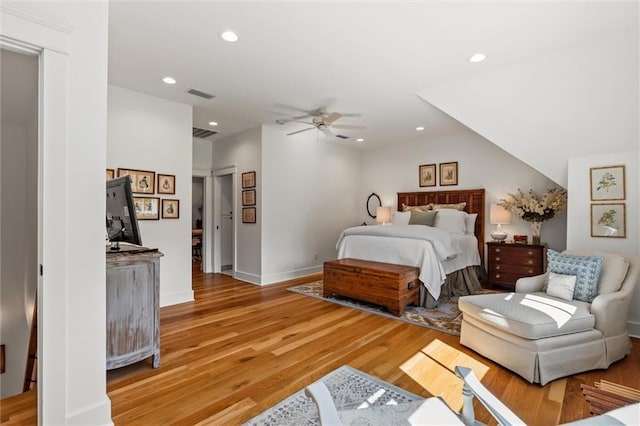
547;249;603;303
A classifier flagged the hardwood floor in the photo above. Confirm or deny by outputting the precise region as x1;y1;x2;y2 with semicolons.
2;266;639;425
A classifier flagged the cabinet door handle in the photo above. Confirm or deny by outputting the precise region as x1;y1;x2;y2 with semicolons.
495;256;500;261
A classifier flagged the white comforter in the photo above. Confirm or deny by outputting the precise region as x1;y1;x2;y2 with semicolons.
336;225;479;301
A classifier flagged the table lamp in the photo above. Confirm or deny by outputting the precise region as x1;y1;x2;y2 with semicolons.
490;204;511;241
376;206;392;225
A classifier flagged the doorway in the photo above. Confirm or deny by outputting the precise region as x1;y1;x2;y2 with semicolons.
219;174;233;276
0;49;39;399
192;176;204;270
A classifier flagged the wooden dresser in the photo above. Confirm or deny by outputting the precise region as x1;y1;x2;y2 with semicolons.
106;247;163;370
486;242;546;289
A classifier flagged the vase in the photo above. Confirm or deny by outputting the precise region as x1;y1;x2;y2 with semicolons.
530;222;542;245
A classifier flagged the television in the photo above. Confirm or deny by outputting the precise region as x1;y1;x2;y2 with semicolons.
106;175;142;250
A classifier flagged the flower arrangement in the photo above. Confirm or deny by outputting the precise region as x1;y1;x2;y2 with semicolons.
498;188;567;223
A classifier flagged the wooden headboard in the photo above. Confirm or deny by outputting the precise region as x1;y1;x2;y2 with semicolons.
397;188;485;262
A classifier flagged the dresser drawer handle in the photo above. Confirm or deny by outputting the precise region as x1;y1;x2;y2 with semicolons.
495;256;501;261
527;260;533;265
495;274;501;279
529;269;534;274
495;248;501;253
495;265;501;270
527;250;533;255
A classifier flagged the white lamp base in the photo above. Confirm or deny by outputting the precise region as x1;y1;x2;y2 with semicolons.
490;232;508;242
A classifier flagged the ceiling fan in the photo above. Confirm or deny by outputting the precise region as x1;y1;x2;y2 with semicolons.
276;108;365;138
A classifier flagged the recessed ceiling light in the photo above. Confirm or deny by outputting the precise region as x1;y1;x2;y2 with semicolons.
162;76;176;85
356;138;364;142
416;126;425;131
208;121;218;126
220;31;238;42
469;53;486;63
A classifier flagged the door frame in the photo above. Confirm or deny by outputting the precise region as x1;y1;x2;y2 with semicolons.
192;169;213;272
212;166;237;275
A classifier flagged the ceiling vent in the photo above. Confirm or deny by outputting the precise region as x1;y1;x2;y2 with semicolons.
335;134;349;139
187;89;215;99
193;127;218;139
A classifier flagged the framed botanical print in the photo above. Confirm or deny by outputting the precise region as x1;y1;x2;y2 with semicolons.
439;162;458;186
590;165;625;201
591;203;626;238
133;196;160;220
106;169;115;180
118;168;156;194
242;171;256;188
161;199;179;219
242;189;256;206
419;164;436;187
242;207;256;223
157;174;176;195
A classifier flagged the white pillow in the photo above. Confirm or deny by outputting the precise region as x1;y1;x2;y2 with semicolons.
392;211;411;226
433;209;467;234
546;272;577;301
465;213;478;235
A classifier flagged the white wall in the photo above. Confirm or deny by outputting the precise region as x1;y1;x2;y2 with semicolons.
211;126;262;282
567;151;640;336
418;25;638;188
108;85;193;307
193;137;213;171
261;126;361;283
360;125;568;255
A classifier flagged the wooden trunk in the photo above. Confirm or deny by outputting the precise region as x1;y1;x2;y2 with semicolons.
323;258;419;316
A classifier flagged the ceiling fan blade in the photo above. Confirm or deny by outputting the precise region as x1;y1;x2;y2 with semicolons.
322;128;333;138
331;124;367;130
323;112;343;124
286;127;316;136
340;113;362;117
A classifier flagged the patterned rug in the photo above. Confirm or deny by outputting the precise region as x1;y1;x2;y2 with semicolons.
243;365;425;425
288;280;468;336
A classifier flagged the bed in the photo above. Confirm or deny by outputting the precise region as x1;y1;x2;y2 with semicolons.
336;188;486;306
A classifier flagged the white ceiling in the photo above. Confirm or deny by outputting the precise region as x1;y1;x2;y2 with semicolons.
108;1;634;149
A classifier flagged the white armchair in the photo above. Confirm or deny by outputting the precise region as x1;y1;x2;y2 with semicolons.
459;251;638;385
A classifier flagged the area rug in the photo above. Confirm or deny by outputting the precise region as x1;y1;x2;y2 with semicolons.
243;365;425;426
287;280;482;336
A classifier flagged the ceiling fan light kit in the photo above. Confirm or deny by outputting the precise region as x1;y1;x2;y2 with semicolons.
278;107;366;138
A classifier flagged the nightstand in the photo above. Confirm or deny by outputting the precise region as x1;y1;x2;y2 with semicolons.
486;242;546;289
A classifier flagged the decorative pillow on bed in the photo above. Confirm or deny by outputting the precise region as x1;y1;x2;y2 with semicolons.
408;210;438;226
432;202;466;211
545;272;577;301
465;213;478;235
547;249;603;303
433;208;467;234
402;203;432;212
392;211;411;226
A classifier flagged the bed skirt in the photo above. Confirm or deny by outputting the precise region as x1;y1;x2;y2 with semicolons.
420;265;486;308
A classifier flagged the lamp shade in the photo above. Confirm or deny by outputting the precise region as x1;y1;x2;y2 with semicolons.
376;206;392;224
490;204;511;225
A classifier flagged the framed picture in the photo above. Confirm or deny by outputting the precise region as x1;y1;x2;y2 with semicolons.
133;196;160;220
161;199;180;219
419;164;436;187
242;189;256;206
157;174;176;195
106;169;115;180
242;207;256;224
591;203;626;238
439;162;458;186
242;171;256;188
590;165;625;201
118;168;156;194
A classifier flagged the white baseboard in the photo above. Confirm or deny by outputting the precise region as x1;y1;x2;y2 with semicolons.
260;265;323;285
160;290;194;307
234;270;262;285
65;395;113;425
628;320;640;339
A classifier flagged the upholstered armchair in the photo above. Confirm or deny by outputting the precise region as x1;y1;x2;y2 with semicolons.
459;250;639;385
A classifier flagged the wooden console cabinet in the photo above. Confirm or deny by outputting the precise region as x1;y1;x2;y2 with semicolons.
106;248;163;370
486;242;546;289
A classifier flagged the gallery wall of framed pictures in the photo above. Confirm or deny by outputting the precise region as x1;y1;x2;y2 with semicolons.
242;171;257;224
418;161;459;187
109;167;181;221
589;165;626;238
